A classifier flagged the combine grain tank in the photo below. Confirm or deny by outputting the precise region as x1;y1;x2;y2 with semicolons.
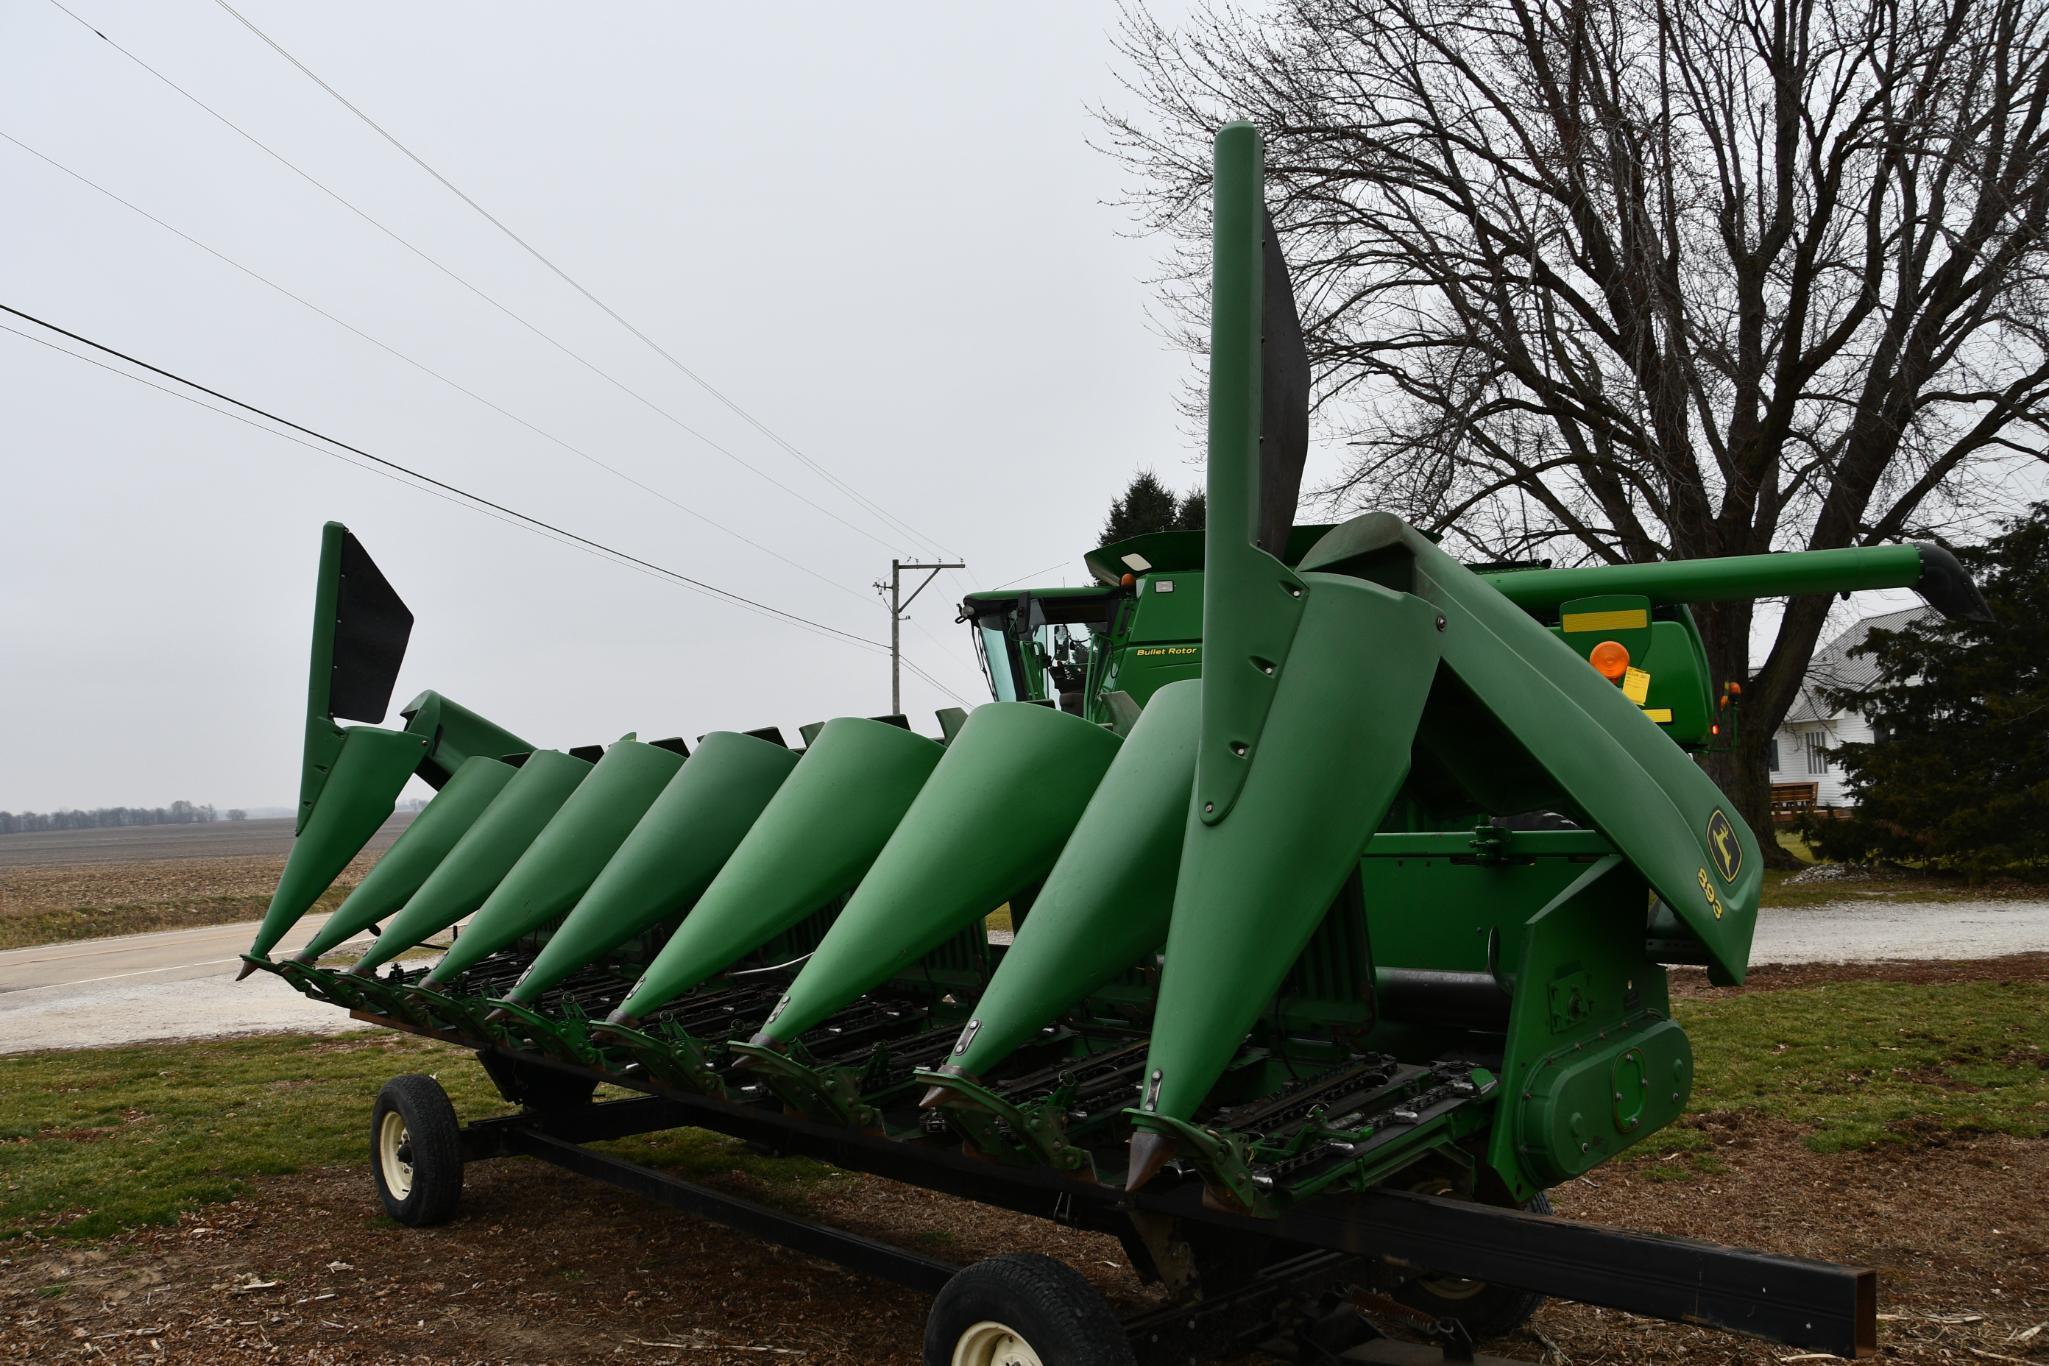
242;123;1987;1364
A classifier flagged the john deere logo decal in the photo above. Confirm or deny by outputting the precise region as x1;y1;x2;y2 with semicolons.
1706;809;1741;883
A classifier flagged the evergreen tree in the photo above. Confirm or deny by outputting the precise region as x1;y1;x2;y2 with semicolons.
1815;504;2049;876
1102;471;1184;544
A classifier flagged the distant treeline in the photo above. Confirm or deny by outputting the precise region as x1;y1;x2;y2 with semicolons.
0;801;247;835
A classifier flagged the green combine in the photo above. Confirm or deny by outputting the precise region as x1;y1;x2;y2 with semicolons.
241;125;1983;1364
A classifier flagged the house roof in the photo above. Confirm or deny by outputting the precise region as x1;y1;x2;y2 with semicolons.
1784;606;1932;722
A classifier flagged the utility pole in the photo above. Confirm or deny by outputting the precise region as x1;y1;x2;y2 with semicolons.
875;558;965;713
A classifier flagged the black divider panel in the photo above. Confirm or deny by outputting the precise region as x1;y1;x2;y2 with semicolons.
330;531;413;722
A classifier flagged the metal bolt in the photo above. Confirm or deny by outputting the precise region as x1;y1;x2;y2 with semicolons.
1260;662;1275;675
1230;742;1247;757
1285;584;1302;598
1203;802;1214;814
1435;614;1447;632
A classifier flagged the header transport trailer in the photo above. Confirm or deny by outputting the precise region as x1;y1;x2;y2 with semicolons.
240;125;1986;1365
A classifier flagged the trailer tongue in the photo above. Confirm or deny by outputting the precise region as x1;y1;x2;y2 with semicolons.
240;123;1986;1363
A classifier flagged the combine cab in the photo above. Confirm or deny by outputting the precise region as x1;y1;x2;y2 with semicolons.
242;125;1984;1364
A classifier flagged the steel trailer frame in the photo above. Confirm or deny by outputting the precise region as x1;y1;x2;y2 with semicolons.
384;1015;1876;1363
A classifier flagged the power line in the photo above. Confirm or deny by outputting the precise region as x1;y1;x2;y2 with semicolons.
899;654;971;708
0;302;888;654
904;616;980;706
206;0;958;560
990;559;1072;590
45;0;914;562
0;127;872;606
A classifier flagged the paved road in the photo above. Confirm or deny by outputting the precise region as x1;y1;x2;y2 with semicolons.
1;897;2042;1054
0;913;378;1053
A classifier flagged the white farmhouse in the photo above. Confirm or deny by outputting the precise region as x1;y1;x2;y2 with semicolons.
1767;606;1931;810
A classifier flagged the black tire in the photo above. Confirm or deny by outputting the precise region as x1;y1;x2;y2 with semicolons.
1394;1189;1551;1339
924;1254;1134;1366
371;1074;463;1227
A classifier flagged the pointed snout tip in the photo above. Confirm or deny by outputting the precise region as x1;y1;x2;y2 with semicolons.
601;1009;638;1031
482;1006;512;1026
234;959;262;982
1125;1131;1178;1193
917;1084;951;1111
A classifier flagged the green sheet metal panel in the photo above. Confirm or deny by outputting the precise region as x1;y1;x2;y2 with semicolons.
294;754;517;963
349;748;592;975
941;679;1201;1079
609;717;945;1024
424;738;686;984
754;701;1122;1045
246;723;427;963
1300;514;1763;981
502;729;800;1004
1132;575;1442;1130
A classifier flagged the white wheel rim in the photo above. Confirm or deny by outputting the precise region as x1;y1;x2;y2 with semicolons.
378;1111;414;1200
951;1320;1043;1366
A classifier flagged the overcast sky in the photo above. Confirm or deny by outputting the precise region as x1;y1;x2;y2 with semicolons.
0;1;1223;810
3;3;2016;815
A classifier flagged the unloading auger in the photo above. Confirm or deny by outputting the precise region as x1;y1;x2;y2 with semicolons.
240;124;1987;1364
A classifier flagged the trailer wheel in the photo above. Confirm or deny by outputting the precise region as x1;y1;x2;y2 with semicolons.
924;1254;1134;1366
1395;1189;1551;1339
371;1074;463;1227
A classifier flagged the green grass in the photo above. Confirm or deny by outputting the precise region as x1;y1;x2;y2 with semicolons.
1676;978;2049;1153
0;1033;504;1240
1773;830;1821;863
0;1032;828;1242
4;976;2043;1240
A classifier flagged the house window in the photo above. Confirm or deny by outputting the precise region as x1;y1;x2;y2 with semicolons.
1769;738;1781;771
1805;730;1830;775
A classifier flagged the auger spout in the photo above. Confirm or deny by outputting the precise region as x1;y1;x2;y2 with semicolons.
751;701;1122;1047
608;717;944;1024
501;729;798;1006
349;747;593;976
421;737;687;985
1483;540;1992;622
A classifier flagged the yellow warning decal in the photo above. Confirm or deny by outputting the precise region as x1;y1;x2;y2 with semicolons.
1562;608;1650;633
1644;708;1673;723
1622;666;1651;705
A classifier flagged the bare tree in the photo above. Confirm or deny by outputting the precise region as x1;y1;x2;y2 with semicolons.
1101;0;2049;840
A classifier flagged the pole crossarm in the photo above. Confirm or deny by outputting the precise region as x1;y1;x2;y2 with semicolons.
886;559;966;713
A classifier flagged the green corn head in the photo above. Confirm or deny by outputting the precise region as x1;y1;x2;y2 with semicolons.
243;123;1989;1225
